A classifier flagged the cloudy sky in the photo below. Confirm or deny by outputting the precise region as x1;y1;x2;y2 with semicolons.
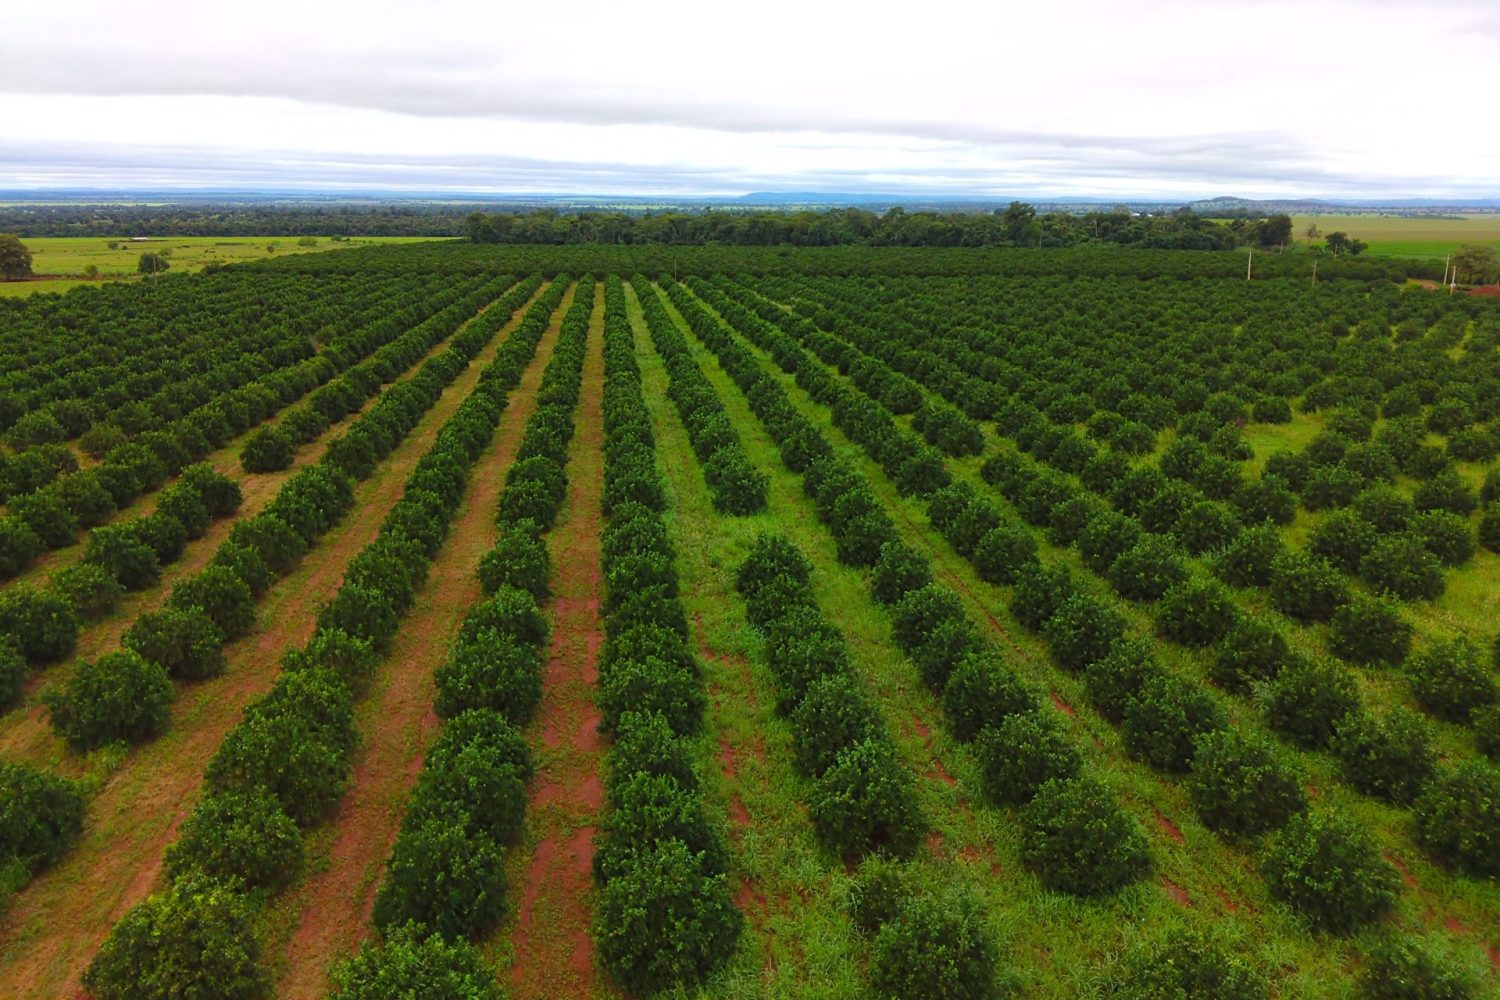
2;0;1497;199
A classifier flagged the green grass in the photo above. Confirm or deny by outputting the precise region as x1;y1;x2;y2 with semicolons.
665;280;1500;997
1289;214;1500;262
0;235;445;297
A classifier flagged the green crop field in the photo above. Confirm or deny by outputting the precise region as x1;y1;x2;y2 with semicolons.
1291;213;1500;261
1;242;1497;999
0;235;444;297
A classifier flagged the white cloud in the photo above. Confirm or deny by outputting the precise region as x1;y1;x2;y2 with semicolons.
0;0;1495;197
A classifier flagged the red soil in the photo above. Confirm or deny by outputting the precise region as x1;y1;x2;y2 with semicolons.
1161;878;1191;907
1050;691;1077;716
270;285;561;999
1153;809;1185;845
0;296;513;763
0;292;528;999
509;287;606;999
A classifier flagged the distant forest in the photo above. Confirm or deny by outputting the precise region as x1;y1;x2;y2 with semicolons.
0;201;1301;250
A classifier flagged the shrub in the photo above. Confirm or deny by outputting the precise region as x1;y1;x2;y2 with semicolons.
890;584;966;655
45;650;174;751
286;627;379;692
1268;551;1347;623
869;892;1001;1000
1303;465;1362;510
372;816;507;939
169;565;256;640
1079;510;1143;575
1329;595;1413;668
83;876;271;1000
52;563;124;621
0;635;24;711
210;541;273;598
206;687;351;825
228;514;307;575
1360;535;1445;602
1358;937;1477;1000
1188;729;1305;841
1210;616;1291;694
1400;507;1473;568
1352;486;1415;534
791;673;884;776
972;524;1039;585
434;633;543;725
405;737;528;845
974;711;1081;806
1172;501;1240;556
84;523;161;590
807;738;924;860
1009;563;1075;632
1123;673;1227;772
1415;470;1477;517
593;772;727;883
598;651;704;738
1331;709;1435;806
135;512;189;564
845;856;906;935
1413;761;1500;877
11;489;79;548
942;650;1037;742
0;761;86;871
157;486;210;540
1109;536;1189;602
164;787;302;891
1232;475;1296;526
0;585;79;665
1260;810;1399;933
1043;594;1126;671
124;607;227;680
1155;580;1238;648
240;425;295;473
1083;637;1162;721
870;542;932;606
477;528;551;601
608;710;697;794
1265;658;1361;749
1476;703;1500;761
1214;524;1285;588
1113;926;1269;1000
1407;638;1496;723
330;921;504;1000
1309;510;1378;573
179;463;242;517
0;516;45;577
593;839;741;996
1019;776;1151;896
736;533;811;597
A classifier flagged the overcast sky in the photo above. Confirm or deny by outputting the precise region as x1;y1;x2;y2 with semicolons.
2;0;1496;199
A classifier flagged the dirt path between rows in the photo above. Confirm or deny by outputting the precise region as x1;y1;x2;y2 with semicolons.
0;284;543;1000
0;284;531;766
2;279;513;593
506;285;606;999
267;283;574;999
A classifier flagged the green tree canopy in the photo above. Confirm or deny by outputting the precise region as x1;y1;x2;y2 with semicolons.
0;234;33;281
138;252;171;276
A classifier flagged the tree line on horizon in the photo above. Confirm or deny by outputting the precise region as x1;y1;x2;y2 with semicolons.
0;202;1302;251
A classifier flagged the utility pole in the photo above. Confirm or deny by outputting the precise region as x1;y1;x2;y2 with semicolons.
1246;248;1253;281
1311;260;1317;287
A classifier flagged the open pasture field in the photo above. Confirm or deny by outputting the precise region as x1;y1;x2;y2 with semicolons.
1;243;1498;999
0;235;441;298
1291;213;1500;260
